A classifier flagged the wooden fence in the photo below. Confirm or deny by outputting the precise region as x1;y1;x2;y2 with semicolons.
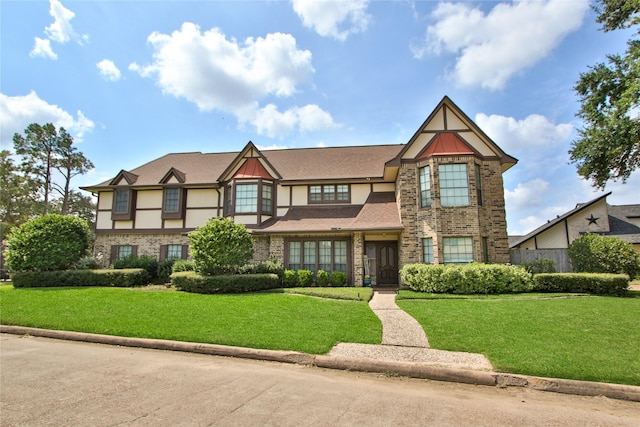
509;248;572;273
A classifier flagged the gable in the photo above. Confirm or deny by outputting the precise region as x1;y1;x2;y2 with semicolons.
396;96;517;171
218;141;281;182
109;170;138;186
233;157;273;179
159;167;186;184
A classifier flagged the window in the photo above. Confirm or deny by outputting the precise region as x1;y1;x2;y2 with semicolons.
443;237;473;264
262;184;273;214
439;164;469;206
117;245;133;259
475;164;483;206
167;244;183;259
235;184;258;213
309;184;350;204
287;239;349;273
112;189;134;220
482;237;489;263
225;186;232;215
114;189;129;213
419;166;431;208
164;188;180;212
422;238;434;264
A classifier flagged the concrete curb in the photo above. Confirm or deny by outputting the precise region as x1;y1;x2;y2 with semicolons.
2;325;639;402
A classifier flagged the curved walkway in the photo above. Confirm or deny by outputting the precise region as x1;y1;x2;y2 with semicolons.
328;290;493;371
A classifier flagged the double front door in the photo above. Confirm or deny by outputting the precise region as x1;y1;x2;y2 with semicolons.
365;241;398;286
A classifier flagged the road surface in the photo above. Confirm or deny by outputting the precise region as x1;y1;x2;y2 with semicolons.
1;333;638;426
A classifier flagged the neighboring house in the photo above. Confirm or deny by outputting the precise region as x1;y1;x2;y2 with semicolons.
81;96;517;286
509;193;640;271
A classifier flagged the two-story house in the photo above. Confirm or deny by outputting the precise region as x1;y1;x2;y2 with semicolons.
82;96;517;286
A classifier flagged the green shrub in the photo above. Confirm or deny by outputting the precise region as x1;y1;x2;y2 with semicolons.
297;269;314;287
171;271;280;294
521;259;556;274
172;259;195;273
157;259;176;284
283;269;297;287
568;233;640;279
5;214;92;272
400;263;533;294
317;269;330;287
533;273;629;295
69;255;101;270
188;218;254;275
240;258;284;280
11;268;150;288
113;255;159;281
332;271;347;287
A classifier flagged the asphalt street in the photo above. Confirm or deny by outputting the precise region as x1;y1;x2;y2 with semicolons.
1;333;639;426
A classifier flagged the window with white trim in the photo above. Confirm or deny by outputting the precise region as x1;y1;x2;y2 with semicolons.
419;166;431;208
443;237;473;264
422;238;434;264
439;164;469;206
309;184;350;204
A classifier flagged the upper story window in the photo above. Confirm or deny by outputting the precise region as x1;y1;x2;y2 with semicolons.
419;166;431;208
475;164;483;207
112;189;134;220
226;180;273;215
162;187;184;219
439;164;469;206
309;184;350;204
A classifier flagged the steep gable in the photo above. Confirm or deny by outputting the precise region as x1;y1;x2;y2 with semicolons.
218;141;281;182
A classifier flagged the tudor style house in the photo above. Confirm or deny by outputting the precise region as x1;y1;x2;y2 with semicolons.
82;96;517;286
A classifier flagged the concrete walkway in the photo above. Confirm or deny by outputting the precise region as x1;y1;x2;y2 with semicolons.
328;290;493;371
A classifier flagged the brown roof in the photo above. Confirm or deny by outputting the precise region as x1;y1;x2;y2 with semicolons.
84;144;404;190
256;192;402;233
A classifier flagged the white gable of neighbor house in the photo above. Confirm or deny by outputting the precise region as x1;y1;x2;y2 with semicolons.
401;102;501;161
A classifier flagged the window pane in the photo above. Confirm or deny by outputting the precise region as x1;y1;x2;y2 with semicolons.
303;241;316;271
310;185;322;202
167;244;182;259
319;241;332;271
443;237;473;264
117;245;132;259
422;238;433;264
439;164;469;206
336;185;349;201
114;190;129;213
225;186;232;215
419;166;431;208
235;184;258;213
323;185;335;201
334;241;347;272
262;184;272;213
475;164;483;206
289;242;301;270
164;188;180;212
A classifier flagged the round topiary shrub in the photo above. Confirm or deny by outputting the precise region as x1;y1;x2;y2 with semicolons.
188;217;254;275
6;214;92;272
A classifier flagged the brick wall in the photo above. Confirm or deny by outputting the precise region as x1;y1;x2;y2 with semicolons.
94;233;190;267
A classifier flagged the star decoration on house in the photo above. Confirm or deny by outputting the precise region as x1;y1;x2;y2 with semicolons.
586;214;599;225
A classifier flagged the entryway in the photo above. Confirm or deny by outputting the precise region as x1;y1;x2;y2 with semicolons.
365;241;398;287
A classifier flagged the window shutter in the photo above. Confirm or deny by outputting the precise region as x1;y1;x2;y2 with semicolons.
159;245;168;261
110;246;118;264
132;245;138;256
181;245;189;259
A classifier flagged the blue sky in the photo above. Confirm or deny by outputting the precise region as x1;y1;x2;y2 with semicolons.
1;0;638;235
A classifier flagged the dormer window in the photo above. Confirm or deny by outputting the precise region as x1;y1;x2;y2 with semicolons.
225;180;273;216
112;188;135;220
162;187;185;219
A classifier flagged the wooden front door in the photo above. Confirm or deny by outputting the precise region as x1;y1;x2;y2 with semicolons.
376;242;398;285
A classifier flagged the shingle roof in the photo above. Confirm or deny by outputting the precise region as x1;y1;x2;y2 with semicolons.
606;204;640;243
255;192;402;233
84;144;404;190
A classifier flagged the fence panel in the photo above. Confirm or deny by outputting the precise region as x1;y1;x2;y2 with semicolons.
510;249;571;272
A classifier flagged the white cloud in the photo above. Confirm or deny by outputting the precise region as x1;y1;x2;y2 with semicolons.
131;22;337;137
0;91;94;144
291;0;371;41
505;178;549;211
475;112;574;154
30;37;57;59
96;59;121;81
413;0;589;89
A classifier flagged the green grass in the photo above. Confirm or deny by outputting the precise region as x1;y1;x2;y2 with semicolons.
0;286;381;354
280;287;373;301
397;296;640;386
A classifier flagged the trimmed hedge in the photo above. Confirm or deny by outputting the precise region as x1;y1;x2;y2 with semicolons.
11;269;150;288
171;271;281;294
400;263;533;294
533;273;629;295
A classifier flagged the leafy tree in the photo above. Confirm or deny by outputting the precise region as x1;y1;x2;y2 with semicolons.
570;0;640;189
5;214;92;272
0;150;41;228
53;135;94;215
568;233;640;279
188;217;254;275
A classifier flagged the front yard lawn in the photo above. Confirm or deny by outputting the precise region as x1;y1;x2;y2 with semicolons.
0;286;381;354
397;294;640;386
